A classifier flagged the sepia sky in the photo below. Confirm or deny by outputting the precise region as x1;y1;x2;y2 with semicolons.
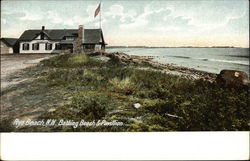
1;0;249;47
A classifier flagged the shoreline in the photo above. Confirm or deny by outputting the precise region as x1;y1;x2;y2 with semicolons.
91;51;217;82
106;47;249;75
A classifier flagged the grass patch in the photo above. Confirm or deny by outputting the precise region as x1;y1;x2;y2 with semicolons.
41;54;105;68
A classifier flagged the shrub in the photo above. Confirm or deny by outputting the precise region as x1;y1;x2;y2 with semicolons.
67;54;89;65
109;77;134;91
75;98;107;120
41;54;71;67
109;77;137;94
69;92;115;120
41;54;104;68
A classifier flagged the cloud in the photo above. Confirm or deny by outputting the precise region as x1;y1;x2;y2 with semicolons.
19;11;42;21
119;1;172;30
46;9;94;27
103;4;137;25
119;4;150;29
47;11;63;24
134;0;249;36
165;0;248;31
1;18;7;25
1;7;18;15
106;4;124;18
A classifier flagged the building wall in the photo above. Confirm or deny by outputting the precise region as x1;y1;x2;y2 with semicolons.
19;40;61;54
0;40;13;54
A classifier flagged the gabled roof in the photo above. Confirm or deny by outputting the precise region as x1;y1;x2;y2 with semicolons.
19;29;104;44
0;38;18;47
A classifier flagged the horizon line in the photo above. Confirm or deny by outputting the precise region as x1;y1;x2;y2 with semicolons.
106;45;249;48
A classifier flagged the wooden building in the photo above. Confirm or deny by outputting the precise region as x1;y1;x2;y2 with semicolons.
18;26;106;54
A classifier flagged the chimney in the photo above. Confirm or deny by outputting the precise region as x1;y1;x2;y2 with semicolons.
42;26;45;31
73;25;84;54
78;25;84;43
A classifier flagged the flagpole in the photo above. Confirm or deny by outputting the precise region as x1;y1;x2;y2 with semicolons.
100;1;102;29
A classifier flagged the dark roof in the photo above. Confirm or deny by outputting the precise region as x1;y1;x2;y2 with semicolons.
84;29;102;44
0;38;18;47
19;29;103;44
60;40;74;44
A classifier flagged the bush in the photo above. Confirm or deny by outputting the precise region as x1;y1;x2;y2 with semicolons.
109;77;137;94
70;94;110;120
67;54;89;65
41;54;104;68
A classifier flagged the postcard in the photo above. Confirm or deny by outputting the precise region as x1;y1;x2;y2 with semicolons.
0;0;249;159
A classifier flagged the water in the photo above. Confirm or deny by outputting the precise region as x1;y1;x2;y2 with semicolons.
106;47;249;75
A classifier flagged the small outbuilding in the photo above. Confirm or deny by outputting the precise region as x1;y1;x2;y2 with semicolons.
0;38;19;54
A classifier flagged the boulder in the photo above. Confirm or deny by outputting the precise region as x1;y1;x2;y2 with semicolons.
216;70;249;87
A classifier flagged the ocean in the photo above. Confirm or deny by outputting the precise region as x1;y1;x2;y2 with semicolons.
106;47;249;75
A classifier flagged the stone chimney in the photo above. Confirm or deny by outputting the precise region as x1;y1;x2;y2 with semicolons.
78;25;84;42
73;25;84;54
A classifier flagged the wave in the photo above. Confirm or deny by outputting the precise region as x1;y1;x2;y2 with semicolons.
167;56;248;66
170;56;191;59
195;58;209;61
205;59;249;66
227;55;249;58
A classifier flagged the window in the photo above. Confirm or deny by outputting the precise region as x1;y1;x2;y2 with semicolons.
32;43;39;50
22;43;29;50
45;43;52;50
55;43;61;50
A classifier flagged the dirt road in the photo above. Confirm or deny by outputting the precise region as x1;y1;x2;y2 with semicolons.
1;54;54;90
1;54;71;123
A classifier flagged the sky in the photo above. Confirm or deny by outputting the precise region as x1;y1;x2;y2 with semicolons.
1;0;249;47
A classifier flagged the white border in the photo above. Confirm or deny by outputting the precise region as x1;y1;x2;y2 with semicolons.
1;132;249;160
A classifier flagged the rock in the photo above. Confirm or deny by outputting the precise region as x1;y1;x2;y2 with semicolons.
166;113;182;119
216;70;249;87
48;108;56;112
92;55;111;62
133;103;141;109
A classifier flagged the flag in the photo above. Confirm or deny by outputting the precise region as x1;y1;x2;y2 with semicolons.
94;3;100;18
